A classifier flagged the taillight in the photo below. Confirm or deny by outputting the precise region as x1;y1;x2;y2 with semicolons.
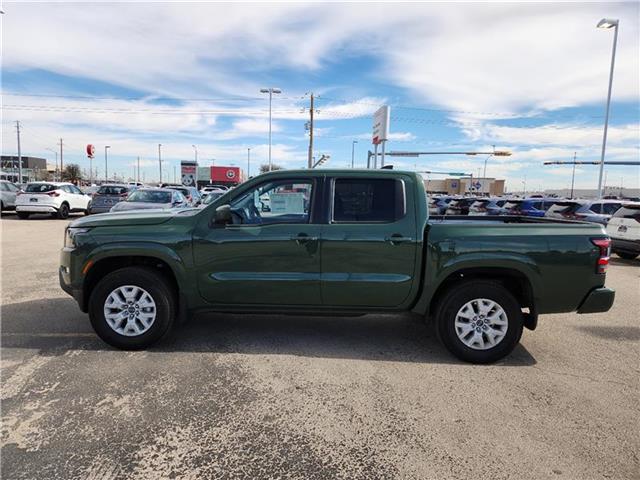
591;238;611;274
48;190;61;197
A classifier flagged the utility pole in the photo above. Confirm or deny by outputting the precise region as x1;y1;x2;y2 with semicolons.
137;156;140;184
247;147;251;177
16;121;23;184
59;138;64;179
307;93;314;169
158;143;163;184
173;165;177;184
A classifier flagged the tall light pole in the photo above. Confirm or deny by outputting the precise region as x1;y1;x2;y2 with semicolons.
158;143;163;184
260;87;281;171
192;144;198;163
104;145;110;183
596;18;619;199
247;147;251;178
351;140;358;168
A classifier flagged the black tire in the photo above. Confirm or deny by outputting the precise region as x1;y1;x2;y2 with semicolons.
434;280;523;364
615;251;638;260
17;211;30;219
88;267;176;350
0;201;4;211
57;202;70;219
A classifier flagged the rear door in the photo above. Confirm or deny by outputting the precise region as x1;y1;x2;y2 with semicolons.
320;174;418;308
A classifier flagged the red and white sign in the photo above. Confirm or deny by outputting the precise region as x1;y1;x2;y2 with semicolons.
86;144;95;158
211;166;241;184
372;105;390;145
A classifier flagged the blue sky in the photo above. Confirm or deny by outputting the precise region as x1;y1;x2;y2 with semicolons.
1;2;639;191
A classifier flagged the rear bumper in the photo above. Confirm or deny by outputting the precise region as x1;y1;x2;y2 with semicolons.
89;205;112;214
16;205;58;213
577;287;615;314
611;238;640;254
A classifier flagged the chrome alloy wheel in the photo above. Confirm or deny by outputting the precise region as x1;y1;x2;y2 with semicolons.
103;285;157;337
454;298;508;350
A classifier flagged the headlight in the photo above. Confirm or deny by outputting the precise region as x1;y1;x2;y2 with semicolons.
64;227;91;248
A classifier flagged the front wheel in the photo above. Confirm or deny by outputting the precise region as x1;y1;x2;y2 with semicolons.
434;281;523;364
88;267;176;349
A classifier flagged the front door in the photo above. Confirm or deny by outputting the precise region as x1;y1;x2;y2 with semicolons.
193;177;322;306
321;175;418;308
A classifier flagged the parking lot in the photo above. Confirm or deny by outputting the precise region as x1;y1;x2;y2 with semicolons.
1;213;639;480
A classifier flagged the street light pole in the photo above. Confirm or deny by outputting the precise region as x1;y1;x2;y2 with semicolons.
104;145;110;183
351;140;358;168
247;148;251;177
596;18;619;199
570;152;577;199
192;144;198;163
158;143;163;184
260;87;281;171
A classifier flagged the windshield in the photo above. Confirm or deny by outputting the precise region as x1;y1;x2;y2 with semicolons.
203;192;225;204
168;187;190;196
97;185;128;195
126;190;172;203
26;183;57;193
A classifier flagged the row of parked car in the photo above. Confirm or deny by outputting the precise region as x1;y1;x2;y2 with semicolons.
428;194;640;260
0;180;232;219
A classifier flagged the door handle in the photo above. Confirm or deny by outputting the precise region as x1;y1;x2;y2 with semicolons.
291;233;318;245
385;235;413;245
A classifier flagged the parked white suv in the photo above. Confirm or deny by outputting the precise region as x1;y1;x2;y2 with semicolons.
606;203;640;260
16;182;91;219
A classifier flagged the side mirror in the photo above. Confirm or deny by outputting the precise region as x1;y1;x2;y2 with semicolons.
212;204;233;226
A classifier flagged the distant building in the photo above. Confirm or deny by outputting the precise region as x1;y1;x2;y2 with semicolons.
424;177;505;196
1;155;48;183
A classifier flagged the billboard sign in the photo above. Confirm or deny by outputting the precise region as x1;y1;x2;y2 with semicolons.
211;166;241;184
181;160;197;186
372;105;390;145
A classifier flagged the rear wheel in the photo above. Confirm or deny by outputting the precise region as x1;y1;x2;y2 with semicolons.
17;211;30;219
434;280;523;364
57;202;70;219
89;267;175;349
615;251;638;260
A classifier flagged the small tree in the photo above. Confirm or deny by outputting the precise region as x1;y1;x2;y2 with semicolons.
61;163;82;184
259;163;283;174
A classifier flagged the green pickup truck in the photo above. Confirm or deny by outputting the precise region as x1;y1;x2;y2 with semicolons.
60;169;615;363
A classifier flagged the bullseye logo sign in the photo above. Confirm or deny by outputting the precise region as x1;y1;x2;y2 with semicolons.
226;169;236;180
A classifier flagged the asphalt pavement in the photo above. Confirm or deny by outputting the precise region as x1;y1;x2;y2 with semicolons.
1;212;639;479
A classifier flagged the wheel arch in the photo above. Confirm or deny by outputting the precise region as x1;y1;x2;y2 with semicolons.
81;246;188;318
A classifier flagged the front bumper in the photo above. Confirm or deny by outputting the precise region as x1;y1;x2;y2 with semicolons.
59;247;88;312
16;205;58;213
611;238;640;255
577;287;615;314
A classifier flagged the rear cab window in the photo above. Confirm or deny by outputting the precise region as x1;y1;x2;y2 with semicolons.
613;205;640;220
332;178;405;223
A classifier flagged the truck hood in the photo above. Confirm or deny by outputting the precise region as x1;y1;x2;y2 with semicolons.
68;209;191;228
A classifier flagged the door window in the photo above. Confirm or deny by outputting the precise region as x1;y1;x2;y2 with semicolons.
332;178;405;223
230;179;313;225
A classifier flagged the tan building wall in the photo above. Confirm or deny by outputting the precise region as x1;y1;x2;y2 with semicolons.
423;177;505;195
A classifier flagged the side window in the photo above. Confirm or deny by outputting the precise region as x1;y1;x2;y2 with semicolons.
230;179;313;225
61;185;73;194
589;203;602;213
8;183;19;192
71;185;83;195
0;183;8;192
602;203;621;215
332;178;405;223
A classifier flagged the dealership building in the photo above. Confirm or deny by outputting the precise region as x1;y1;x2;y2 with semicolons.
423;176;505;195
1;156;48;183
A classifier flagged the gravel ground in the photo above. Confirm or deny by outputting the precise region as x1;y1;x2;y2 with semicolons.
1;213;639;480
